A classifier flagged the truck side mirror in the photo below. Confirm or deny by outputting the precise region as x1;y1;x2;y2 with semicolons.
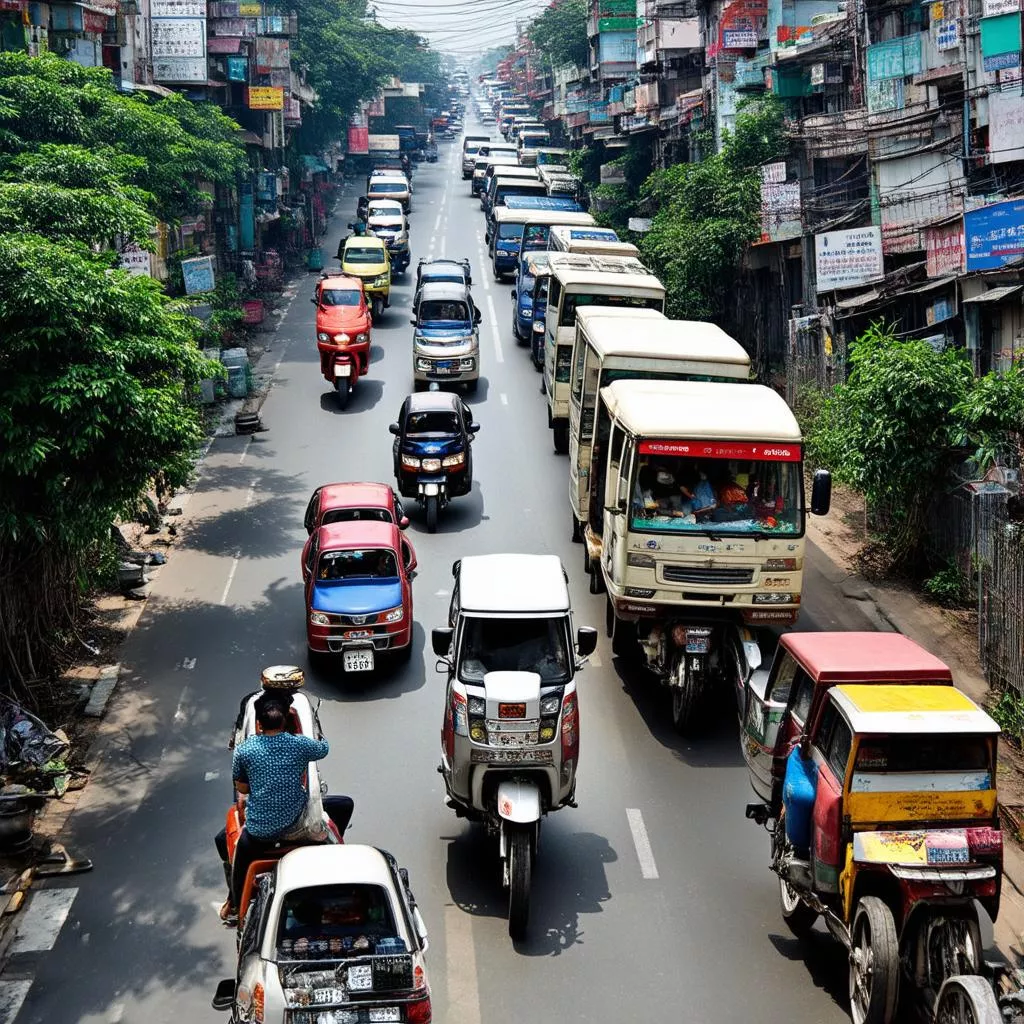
431;627;453;657
810;469;832;517
576;626;598;659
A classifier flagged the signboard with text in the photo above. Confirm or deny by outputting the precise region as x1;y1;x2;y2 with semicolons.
965;198;1024;270
247;86;284;110
815;226;884;291
925;220;964;277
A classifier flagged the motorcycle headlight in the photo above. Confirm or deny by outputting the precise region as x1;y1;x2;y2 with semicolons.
309;611;331;626
355;332;369;343
381;606;404;623
539;695;561;716
317;332;330;342
532;321;544;333
442;451;465;467
421;458;442;472
333;333;350;344
401;454;420;469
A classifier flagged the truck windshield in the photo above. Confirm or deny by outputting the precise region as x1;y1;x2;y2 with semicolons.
497;223;525;240
459;617;570;685
630;448;804;537
522;224;550;249
559;292;663;326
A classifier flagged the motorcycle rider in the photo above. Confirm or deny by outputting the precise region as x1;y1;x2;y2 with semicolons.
219;691;330;921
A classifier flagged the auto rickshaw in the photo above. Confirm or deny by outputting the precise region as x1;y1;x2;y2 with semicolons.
339;234;391;322
746;683;1002;1024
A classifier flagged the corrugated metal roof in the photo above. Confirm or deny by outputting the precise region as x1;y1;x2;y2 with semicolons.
962;285;1022;304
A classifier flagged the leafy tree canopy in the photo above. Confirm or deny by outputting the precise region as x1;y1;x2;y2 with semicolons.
528;0;588;70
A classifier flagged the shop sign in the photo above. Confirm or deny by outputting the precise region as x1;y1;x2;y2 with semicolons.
255;35;288;70
761;161;786;184
989;89;1024;164
247;85;283;110
964;197;1024;270
723;27;758;48
814;226;884;291
866;35;922;81
181;255;215;295
984;0;1019;15
925;220;964;277
151;0;205;14
154;56;206;81
152;17;206;57
867;77;904;113
118;246;152;277
760;181;802;242
926;296;956;325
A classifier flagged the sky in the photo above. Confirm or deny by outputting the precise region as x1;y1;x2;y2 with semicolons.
369;0;553;60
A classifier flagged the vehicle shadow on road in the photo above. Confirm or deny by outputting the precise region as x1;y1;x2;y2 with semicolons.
303;622;428;701
317;379;385;414
402;481;484;537
442;824;615;957
767;929;848;1015
179;463;307;560
612;656;745;769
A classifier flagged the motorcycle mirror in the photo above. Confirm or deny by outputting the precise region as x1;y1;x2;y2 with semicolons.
431;627;453;657
388;423;401;435
212;980;236;1012
576;626;598;659
399;515;410;529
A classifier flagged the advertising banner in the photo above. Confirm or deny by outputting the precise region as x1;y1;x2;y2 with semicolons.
815;226;884;291
989;89;1024;164
181;256;215;295
247;86;284;110
925;220;964;277
965;198;1024;270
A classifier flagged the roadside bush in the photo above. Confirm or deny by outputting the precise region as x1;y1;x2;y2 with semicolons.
991;688;1024;745
922;560;973;608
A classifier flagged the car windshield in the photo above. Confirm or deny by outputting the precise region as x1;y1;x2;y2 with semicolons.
372;182;405;193
276;884;400;957
317;548;398;580
458;616;571;685
559;292;663;326
368;204;401;218
321;507;392;525
498;223;525;240
406;410;460;434
420;300;469;322
345;246;383;264
320;288;361;307
630;449;804;537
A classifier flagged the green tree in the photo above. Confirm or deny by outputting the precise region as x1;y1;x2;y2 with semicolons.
0;234;213;696
528;0;588;70
807;324;975;569
638;97;784;322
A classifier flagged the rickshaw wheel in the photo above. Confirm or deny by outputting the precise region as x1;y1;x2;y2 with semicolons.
924;910;983;994
935;975;1002;1024
779;876;817;938
849;896;900;1024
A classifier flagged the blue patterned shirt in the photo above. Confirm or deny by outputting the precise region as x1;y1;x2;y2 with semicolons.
232;733;329;840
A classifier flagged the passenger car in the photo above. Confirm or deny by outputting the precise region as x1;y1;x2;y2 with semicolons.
212;845;432;1024
302;521;416;669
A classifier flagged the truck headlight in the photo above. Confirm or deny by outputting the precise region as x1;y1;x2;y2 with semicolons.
627;552;656;568
416;357;431;370
309;611;331;626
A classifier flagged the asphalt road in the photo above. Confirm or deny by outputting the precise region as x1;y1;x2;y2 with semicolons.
8;126;879;1024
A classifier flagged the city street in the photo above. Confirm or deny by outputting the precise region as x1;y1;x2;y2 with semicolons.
6;128;882;1024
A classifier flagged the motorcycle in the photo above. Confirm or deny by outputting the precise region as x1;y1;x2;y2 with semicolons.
432;554;597;939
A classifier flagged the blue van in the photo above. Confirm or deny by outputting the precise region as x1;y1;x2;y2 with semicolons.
512;250;551;344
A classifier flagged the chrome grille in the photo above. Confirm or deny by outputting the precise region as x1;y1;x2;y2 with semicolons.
662;565;754;586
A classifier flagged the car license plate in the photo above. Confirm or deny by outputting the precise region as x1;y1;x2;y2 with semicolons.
334;364;351;378
435;360;455;370
685;638;710;654
497;731;537;746
368;1010;401;1023
343;649;375;673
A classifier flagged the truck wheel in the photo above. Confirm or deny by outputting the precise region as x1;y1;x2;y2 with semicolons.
849;896;900;1024
507;825;531;941
552;423;569;455
609;603;636;658
589;562;604;595
334;379;351;410
425;495;439;534
779;876;817;938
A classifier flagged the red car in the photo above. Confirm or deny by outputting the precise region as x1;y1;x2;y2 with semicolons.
301;482;408;576
303;521;416;670
313;273;373;410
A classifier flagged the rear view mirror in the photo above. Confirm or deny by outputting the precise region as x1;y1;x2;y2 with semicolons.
388;423;400;435
399;515;410;530
212;979;236;1012
810;469;832;517
432;627;453;657
576;626;598;659
468;423;481;434
410;318;417;326
510;290;516;301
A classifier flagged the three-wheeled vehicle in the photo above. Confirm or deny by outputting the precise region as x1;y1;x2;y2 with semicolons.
302;521;417;670
390;390;479;534
410;281;481;393
312;274;372;409
745;681;1002;1024
339;235;391;322
212;845;432;1023
432;554;597;939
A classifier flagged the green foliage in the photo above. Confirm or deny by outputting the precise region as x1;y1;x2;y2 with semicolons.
528;0;588;71
990;688;1024;745
923;560;972;608
638;97;784;322
951;363;1024;473
806;323;975;568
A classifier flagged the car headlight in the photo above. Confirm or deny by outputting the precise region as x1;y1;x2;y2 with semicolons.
309;611;331;626
752;593;798;604
355;332;368;343
416;357;431;370
422;458;442;472
442;451;465;467
459;357;475;370
381;606;404;623
333;333;350;343
532;321;544;333
317;332;330;342
401;454;420;469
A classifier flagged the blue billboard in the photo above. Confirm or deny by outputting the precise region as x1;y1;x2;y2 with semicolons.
965;198;1024;271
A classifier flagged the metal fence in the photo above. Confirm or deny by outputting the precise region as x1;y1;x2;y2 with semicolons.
785;314;848;406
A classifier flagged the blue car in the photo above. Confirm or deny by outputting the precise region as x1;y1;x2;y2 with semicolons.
512;250;551;344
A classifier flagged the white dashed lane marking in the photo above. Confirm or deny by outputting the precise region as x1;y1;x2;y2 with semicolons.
626;809;659;880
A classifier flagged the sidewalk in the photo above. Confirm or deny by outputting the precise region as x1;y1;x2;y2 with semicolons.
807;507;1024;961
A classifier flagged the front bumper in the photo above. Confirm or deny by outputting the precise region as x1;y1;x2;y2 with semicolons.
494;250;518;272
307;618;411;654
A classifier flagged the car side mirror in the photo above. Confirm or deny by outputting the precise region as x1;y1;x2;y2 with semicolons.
576;626;598;659
399;515;410;530
310;297;317;304
473;309;482;325
431;627;453;657
389;423;401;435
212;979;236;1012
469;423;480;433
410;318;417;326
810;469;832;517
510;290;516;300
